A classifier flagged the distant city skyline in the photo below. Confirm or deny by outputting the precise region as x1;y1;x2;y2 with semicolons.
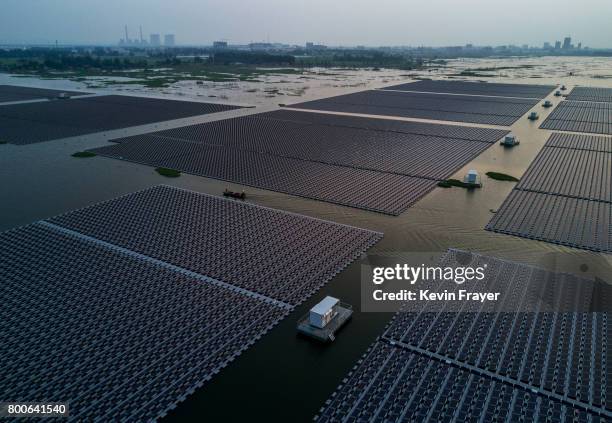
1;0;612;48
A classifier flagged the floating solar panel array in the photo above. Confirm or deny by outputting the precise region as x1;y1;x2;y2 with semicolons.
0;84;89;103
567;87;612;103
48;185;382;305
90;110;506;215
487;133;612;253
0;223;288;420
540;100;612;135
381;80;555;99
316;250;611;423
290;90;539;126
0;94;242;145
0;185;382;420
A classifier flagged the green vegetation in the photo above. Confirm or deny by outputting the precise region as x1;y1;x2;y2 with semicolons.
71;151;96;158
467;65;537;72
437;179;479;189
486;172;519;182
155;167;181;177
0;46;426;89
450;70;495;77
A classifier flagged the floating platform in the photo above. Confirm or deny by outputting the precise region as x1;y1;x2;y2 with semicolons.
297;303;353;342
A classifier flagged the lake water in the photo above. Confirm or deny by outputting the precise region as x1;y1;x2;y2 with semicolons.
1;56;611;421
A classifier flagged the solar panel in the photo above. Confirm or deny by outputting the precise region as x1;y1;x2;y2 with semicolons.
381;80;555;99
567;87;612;103
486;133;612;253
1;185;382;420
48;185;383;305
290;90;538;126
91;110;504;215
315;250;610;422
540;101;612;135
0;84;90;103
0;95;242;144
0;222;288;421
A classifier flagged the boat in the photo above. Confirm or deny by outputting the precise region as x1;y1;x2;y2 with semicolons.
223;188;246;200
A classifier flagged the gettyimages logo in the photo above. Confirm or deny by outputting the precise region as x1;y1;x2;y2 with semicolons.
372;263;487;285
361;250;612;313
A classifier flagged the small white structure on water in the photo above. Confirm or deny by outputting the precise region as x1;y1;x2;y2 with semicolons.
309;296;339;328
298;296;353;342
501;134;520;147
464;169;482;187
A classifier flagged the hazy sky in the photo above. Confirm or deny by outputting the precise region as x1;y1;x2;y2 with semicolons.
1;0;611;48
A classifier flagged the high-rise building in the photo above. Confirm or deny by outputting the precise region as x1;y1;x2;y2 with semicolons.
562;37;572;49
543;42;552;49
150;34;161;46
164;34;175;47
213;41;228;49
554;40;561;49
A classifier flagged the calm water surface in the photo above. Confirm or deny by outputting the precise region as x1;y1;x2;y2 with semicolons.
1;56;611;422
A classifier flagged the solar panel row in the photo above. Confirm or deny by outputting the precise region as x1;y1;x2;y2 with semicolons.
0;84;89;103
381;80;555;99
91;110;505;215
315;250;610;422
94;138;440;215
567;87;612;103
486;190;611;252
260;109;507;142
546;132;612;153
383;251;609;406
290;90;539;126
0;95;242;144
540;101;612;135
516;145;612;202
486;133;612;253
102;124;495;180
1;185;382;420
48;185;383;306
0;223;288;421
317;342;606;423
